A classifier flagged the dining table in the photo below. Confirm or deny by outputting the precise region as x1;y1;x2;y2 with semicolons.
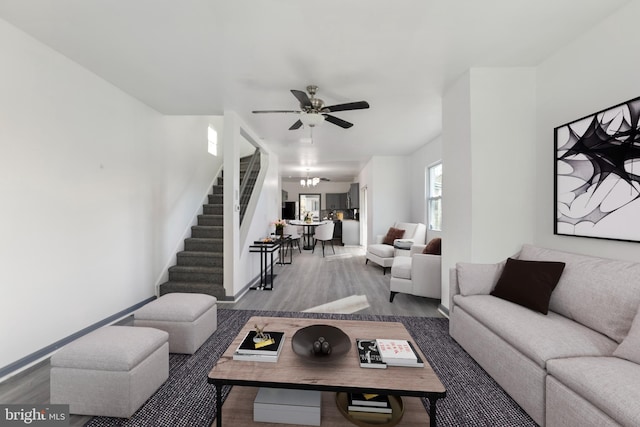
289;220;326;250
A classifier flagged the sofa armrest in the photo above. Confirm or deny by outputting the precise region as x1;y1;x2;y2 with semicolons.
409;244;426;256
410;254;441;298
449;267;460;313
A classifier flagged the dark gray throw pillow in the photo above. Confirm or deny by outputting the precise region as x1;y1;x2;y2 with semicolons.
490;257;565;314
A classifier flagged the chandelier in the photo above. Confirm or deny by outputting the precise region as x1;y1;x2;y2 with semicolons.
300;170;320;187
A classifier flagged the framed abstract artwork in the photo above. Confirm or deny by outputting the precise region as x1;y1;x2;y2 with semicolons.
555;96;640;242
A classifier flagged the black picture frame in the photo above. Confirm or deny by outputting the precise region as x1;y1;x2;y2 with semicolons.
554;95;640;242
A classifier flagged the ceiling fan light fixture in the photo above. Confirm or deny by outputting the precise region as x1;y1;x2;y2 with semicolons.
300;170;320;187
299;112;325;127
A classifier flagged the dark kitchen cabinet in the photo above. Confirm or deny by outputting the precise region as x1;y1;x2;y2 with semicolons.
348;183;359;208
326;193;348;210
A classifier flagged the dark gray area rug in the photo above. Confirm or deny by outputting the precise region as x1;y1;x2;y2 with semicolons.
86;309;537;426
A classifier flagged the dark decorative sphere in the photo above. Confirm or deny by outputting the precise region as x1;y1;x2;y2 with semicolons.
312;337;332;355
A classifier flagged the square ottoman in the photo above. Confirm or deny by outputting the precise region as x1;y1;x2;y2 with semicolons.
134;293;217;354
50;325;169;418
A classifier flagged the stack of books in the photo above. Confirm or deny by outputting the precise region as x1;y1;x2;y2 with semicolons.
356;338;424;368
233;330;285;362
347;392;393;423
375;338;425;367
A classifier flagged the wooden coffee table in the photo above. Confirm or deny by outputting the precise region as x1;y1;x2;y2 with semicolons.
208;316;446;426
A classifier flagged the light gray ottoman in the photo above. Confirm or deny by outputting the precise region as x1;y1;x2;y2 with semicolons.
50;326;169;418
134;293;217;354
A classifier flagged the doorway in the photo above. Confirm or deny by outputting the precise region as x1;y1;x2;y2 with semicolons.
360;186;367;246
299;193;321;220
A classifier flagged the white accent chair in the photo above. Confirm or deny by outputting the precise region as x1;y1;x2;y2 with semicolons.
389;244;441;302
365;222;426;274
312;221;335;257
284;224;302;253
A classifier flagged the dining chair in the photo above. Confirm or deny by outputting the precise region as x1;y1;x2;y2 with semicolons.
312;221;335;257
283;224;302;253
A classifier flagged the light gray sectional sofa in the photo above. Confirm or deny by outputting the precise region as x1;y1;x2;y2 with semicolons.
449;244;640;426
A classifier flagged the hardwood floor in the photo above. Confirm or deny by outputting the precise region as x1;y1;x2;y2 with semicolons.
0;244;442;426
226;245;443;317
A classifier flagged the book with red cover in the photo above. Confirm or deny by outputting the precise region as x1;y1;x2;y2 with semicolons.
375;339;424;367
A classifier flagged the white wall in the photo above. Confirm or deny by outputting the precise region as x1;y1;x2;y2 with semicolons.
535;0;640;262
358;156;411;242
442;1;640;310
408;136;442;242
469;68;537;260
0;18;221;369
442;68;537;309
221;111;281;298
442;72;473;304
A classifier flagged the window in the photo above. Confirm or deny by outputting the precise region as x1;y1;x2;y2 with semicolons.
428;163;442;231
207;126;218;156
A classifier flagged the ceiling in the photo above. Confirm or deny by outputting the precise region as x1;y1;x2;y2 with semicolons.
0;0;628;182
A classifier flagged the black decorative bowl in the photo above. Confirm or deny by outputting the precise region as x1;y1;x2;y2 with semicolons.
291;324;351;362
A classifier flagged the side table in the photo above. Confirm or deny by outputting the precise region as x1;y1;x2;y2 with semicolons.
249;240;280;290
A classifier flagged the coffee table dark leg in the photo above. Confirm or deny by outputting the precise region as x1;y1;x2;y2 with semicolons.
216;383;223;427
428;396;437;427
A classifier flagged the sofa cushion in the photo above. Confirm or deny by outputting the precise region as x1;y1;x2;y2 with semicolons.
613;305;640;364
422;237;441;255
547;357;640;427
367;243;395;259
453;294;617;368
391;256;412;280
456;261;505;296
382;227;405;245
490;258;565;314
519;244;640;342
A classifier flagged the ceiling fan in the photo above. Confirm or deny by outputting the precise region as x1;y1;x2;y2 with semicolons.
252;85;369;130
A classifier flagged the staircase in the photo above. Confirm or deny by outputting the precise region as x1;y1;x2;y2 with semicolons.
239;150;260;222
158;178;225;299
158;151;260;299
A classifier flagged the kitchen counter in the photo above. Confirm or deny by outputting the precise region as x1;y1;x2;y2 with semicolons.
342;219;360;245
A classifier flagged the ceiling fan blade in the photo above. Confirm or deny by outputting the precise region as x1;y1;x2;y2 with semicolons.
323;101;370;113
289;120;303;130
291;89;312;108
252;110;300;114
323;114;353;129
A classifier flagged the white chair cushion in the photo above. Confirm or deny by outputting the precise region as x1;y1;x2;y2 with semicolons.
391;256;412;279
395;222;417;238
367;243;395;258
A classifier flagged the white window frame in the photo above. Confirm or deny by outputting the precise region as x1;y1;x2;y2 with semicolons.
427;162;442;231
207;126;218;156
